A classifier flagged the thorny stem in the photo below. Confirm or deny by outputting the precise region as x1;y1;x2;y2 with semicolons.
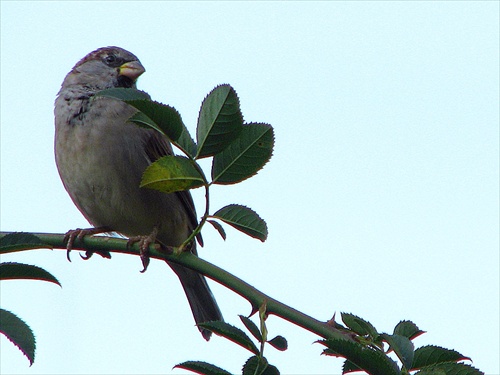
0;231;351;344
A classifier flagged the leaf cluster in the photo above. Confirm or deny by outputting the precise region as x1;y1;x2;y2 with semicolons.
0;233;61;365
316;313;482;375
175;313;287;375
97;84;274;248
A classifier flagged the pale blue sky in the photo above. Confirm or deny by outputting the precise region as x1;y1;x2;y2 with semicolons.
1;1;499;374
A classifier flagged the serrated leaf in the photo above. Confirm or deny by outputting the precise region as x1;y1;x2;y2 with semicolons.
176;125;198;158
211;205;268;242
261;364;280;375
212;123;274;184
268;335;288;351
381;333;414;369
207;220;227;240
129;110;197;158
394;320;425;341
0;232;48;254
198;321;259;354
97;88;193;152
0;263;61;286
196;84;243;158
96;87;151;101
243;356;265;375
174;360;232;375
318;339;401;375
239;315;262;342
414;363;484;375
140;156;204;193
342;359;363;374
242;356;279;375
341;312;379;338
0;309;36;366
127;100;184;141
412;345;471;370
128;111;164;133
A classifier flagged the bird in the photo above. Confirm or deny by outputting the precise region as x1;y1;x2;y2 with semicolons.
54;46;222;340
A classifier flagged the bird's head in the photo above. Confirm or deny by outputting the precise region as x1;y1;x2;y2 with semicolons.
62;46;145;90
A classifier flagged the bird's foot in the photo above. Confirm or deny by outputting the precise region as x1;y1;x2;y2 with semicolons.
64;226;112;261
127;227;159;273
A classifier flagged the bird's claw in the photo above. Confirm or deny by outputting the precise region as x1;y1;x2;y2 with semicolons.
127;227;158;273
63;227;111;261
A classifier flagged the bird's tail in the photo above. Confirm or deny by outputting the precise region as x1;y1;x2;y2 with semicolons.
167;262;223;340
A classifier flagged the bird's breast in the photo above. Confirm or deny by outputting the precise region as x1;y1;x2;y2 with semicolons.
55;96;190;244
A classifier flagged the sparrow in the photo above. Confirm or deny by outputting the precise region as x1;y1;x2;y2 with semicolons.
54;46;222;340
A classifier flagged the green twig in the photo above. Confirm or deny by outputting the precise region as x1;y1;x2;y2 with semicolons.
0;231;350;343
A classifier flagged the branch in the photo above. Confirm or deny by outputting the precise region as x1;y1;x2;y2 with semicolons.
0;231;350;343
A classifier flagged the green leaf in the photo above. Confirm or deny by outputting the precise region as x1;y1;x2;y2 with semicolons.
267;335;288;351
261;364;280;375
207;220;227;240
128;111;164;133
212;123;274;184
239;315;262;342
176;125;198;159
97;88;189;148
174;360;232;375
127;100;184;141
412;345;471;370
140;156;205;193
211;205;268;242
381;333;414;370
0;309;36;366
128;110;197;158
341;312;379;339
96;87;150;101
342;360;363;374
0;262;61;286
242;356;279;375
318;339;401;375
196;84;243;158
0;232;48;254
198;321;259;355
414;363;484;375
394;320;425;341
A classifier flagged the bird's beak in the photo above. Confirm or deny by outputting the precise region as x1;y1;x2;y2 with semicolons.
119;61;145;81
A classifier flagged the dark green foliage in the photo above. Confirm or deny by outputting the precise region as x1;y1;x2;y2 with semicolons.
101;84;273;246
0;262;60;286
242;356;280;375
198;321;259;355
320;338;401;375
0;246;61;366
414;363;484;375
0;232;47;254
0;309;36;366
196;84;243;158
394;320;426;341
211;123;274;184
211;205;268;242
317;316;483;375
412;345;471;370
381;333;415;370
267;335;288;351
191;313;286;375
174;361;232;375
240;315;263;342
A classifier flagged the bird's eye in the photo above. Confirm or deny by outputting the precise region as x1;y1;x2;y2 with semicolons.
105;55;117;64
